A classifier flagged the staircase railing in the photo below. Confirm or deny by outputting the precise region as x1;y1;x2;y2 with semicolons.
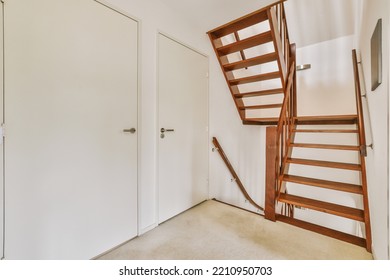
268;1;290;87
352;49;372;252
265;52;296;220
352;50;367;157
275;58;296;197
270;0;297;198
265;1;297;219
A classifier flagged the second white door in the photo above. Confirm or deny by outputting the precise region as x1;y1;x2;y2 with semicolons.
158;34;209;223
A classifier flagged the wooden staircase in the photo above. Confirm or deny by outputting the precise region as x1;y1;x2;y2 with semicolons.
207;0;291;125
276;114;372;251
208;1;372;252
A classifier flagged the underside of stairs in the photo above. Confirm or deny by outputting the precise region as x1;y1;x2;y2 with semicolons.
207;0;291;125
208;1;372;252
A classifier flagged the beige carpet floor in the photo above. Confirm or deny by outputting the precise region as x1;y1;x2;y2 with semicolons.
97;200;373;260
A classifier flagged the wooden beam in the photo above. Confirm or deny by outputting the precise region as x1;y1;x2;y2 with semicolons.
265;126;277;221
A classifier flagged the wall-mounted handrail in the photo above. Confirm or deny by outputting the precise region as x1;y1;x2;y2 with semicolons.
212;137;264;212
352;49;367;157
352;49;372;252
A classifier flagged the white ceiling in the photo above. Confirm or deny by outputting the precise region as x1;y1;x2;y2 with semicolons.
160;0;357;48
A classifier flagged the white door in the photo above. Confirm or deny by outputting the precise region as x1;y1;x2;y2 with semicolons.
158;34;209;223
0;1;4;260
5;0;138;259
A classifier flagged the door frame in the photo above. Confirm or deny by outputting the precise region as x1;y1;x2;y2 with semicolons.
1;0;142;259
156;31;210;224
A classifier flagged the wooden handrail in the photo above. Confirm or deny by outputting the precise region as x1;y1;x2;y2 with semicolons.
352;50;367;157
352;49;372;252
212;137;264;212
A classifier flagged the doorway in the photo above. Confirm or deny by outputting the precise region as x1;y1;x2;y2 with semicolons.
157;33;209;223
4;0;139;259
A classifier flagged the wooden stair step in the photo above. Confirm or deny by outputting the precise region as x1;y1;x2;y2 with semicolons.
287;158;361;171
294;115;358;125
230;71;280;86
276;215;367;248
234;88;284;98
278;193;365;222
217;31;273;56
282;175;363;194
224;52;278;71
239;103;282;110
208;9;269;38
293;129;358;133
243;118;279;125
290;143;360;151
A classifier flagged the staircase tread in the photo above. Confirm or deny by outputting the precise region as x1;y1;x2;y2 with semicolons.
294;115;358;125
293;129;358;133
276;215;367;248
278;193;365;221
290;143;360;151
235;88;284;98
224;52;278;71
294;115;358;121
239;103;283;110
243;118;279;125
217;31;273;56
282;174;363;194
230;71;280;85
287;158;361;171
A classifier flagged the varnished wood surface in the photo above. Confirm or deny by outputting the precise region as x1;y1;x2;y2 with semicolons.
287;158;362;171
239;103;283;110
217;31;273;56
265;127;278;221
207;0;286;38
277;215;367;248
293;129;358;133
279;193;365;221
290;143;360;151
223;52;278;71
229;71;280;86
234;88;284;99
282;175;363;194
294;115;358;125
243;118;279;125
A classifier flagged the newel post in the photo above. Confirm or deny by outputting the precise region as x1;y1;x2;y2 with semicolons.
265;126;277;221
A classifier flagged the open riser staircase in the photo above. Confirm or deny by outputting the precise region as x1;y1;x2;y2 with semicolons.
208;0;372;252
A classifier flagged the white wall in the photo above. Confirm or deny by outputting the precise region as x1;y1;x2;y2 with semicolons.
358;0;389;260
208;25;268;214
296;35;357;116
101;0;211;234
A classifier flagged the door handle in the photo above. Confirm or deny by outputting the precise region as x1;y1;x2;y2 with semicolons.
123;128;136;134
160;128;174;139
